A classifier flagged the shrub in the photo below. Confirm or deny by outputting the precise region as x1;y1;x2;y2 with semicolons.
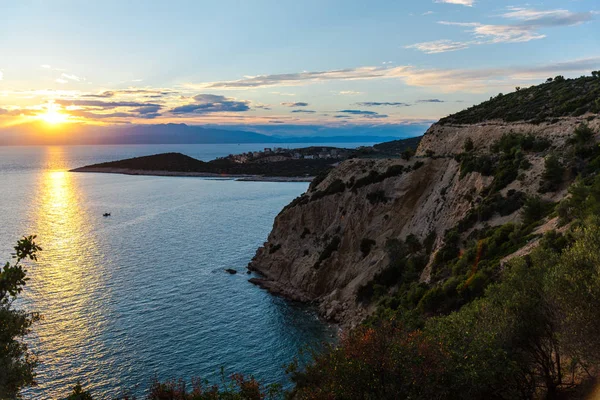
521;196;554;226
314;236;341;268
401;147;415;161
268;243;282;254
463;137;474;152
366;190;388;205
539;153;565;193
0;236;42;398
360;238;376;257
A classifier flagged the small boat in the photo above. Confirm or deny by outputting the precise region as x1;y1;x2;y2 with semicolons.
103;213;111;217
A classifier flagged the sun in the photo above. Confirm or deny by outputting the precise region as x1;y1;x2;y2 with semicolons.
38;102;69;125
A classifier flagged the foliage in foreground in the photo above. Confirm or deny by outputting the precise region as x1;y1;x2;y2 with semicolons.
0;235;41;399
64;374;281;400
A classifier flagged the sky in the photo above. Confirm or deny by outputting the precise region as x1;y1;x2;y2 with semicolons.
0;0;598;136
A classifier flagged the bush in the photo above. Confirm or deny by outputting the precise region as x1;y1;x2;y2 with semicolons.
314;236;341;268
366;190;388;205
360;238;376;257
521;196;554;226
401;147;415;161
0;236;42;398
539;153;565;193
463;137;474;152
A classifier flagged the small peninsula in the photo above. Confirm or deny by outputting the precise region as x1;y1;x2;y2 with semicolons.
70;138;421;181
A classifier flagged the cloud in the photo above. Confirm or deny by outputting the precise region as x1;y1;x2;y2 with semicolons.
291;109;316;113
356;102;411;107
434;0;474;6
398;57;600;92
422;11;435;16
281;102;309;107
417;99;445;103
0;71;3;81
406;39;471;54
55;78;68;84
133;105;162;118
41;64;51;69
408;7;594;53
336;90;362;95
82;89;176;99
338;109;388;118
183;57;598;95
0;108;39;117
170;94;250;114
194;66;413;89
84;91;115;98
61;73;82;82
56;99;160;109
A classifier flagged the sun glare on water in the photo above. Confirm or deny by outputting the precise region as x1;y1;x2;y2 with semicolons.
39;102;69;125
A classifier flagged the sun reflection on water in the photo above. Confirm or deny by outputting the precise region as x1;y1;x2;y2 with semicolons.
25;148;110;397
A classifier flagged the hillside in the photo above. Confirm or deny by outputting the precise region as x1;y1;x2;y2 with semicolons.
247;74;600;328
440;74;600;125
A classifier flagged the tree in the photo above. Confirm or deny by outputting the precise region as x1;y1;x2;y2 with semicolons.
66;382;94;400
401;147;415;161
0;236;42;398
463;137;474;152
539;153;564;193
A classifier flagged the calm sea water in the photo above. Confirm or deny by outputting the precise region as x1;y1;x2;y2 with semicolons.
0;143;373;399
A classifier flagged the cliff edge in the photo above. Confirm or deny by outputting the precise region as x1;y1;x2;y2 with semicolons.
248;76;600;327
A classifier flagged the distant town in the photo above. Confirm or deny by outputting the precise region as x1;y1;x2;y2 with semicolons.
221;146;357;164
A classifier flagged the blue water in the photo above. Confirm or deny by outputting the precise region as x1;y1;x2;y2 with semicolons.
0;143;373;398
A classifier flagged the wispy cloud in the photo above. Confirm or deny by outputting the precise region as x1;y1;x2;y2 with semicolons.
434;0;474;7
281;102;309;107
56;99;160;109
170;94;250;114
0;71;3;81
335;90;362;95
338;109;388;118
417;99;445;103
82;88;176;98
406;39;471;54
291;109;316;113
356;102;411;107
191;66;412;89
408;7;594;53
182;58;599;94
61;73;83;82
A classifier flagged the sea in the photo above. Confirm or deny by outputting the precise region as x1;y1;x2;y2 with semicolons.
0;143;374;399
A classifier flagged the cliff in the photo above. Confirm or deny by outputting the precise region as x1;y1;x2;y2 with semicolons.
248;76;600;327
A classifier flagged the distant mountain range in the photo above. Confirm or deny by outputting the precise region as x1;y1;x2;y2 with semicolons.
0;122;428;145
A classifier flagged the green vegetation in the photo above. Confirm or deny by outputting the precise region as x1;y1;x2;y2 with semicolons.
539;152;565;193
359;238;376;258
457;132;548;192
351;164;405;191
440;73;600;124
0;235;41;399
366;190;388;205
314;236;341;269
372;136;422;157
291;173;600;399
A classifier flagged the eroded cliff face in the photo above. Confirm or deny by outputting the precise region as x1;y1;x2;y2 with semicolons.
248;115;599;327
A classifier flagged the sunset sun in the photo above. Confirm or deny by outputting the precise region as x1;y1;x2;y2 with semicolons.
38;103;69;125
